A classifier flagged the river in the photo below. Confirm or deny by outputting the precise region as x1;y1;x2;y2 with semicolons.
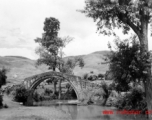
51;104;147;120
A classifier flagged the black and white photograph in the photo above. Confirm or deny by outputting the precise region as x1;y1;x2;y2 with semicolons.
0;0;152;120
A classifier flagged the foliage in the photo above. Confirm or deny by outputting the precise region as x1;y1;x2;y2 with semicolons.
105;71;113;80
35;17;76;74
115;88;147;114
83;73;88;80
81;0;152;37
44;88;53;95
88;75;93;81
0;67;8;88
92;75;97;80
60;57;85;74
81;0;152;115
108;82;116;90
35;17;64;71
98;73;104;79
0;67;8;108
14;86;29;104
105;36;146;92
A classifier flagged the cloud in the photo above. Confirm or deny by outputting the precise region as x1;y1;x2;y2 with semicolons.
0;0;151;59
0;27;35;49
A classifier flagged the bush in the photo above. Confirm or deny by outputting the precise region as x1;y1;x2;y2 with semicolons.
88;75;93;81
92;75;97;80
105;71;113;80
44;88;53;95
3;104;8;108
83;73;88;80
115;88;147;114
14;86;29;105
0;67;7;88
98;73;104;79
108;82;116;90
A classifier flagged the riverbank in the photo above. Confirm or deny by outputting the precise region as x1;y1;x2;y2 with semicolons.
0;94;71;120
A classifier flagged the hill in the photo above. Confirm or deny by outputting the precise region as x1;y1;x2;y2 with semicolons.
0;56;49;85
0;51;109;85
73;50;109;76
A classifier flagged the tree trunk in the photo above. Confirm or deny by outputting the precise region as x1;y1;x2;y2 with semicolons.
53;81;57;94
58;79;62;100
139;16;152;118
52;67;57;95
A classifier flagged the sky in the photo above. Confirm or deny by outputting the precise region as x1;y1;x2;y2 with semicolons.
0;0;151;60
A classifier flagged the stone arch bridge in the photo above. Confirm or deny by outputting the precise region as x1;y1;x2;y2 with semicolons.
23;71;105;105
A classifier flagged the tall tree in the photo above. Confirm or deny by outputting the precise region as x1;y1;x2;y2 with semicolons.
35;17;63;96
81;0;152;117
35;17;63;71
34;17;78;99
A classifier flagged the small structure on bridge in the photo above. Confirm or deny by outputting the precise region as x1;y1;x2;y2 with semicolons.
23;71;105;105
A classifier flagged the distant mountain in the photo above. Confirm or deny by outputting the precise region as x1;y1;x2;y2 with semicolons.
0;51;110;85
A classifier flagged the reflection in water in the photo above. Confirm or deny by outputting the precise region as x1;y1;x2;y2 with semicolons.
54;104;147;120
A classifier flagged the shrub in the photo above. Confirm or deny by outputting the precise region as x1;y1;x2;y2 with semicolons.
46;79;52;85
83;73;88;80
3;104;8;108
88;75;93;81
108;82;116;90
98;73;104;79
0;67;7;88
105;71;113;80
92;75;97;80
115;88;147;114
44;88;53;95
14;86;29;105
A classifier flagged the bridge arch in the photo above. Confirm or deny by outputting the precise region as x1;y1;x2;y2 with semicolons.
30;76;79;100
23;71;103;105
23;71;82;103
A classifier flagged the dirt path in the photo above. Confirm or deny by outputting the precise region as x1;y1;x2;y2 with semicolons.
0;94;71;120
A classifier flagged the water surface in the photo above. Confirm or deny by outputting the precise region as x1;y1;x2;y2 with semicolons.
53;104;147;120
